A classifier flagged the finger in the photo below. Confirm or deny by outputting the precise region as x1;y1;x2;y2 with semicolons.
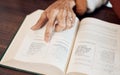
71;10;76;26
66;10;73;29
66;8;76;29
31;11;48;30
44;12;57;42
70;7;76;25
44;21;55;42
44;25;53;42
55;9;67;32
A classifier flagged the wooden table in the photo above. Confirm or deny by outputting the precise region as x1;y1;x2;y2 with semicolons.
0;0;120;75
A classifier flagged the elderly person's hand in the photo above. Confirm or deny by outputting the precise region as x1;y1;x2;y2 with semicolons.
31;0;87;42
31;0;76;42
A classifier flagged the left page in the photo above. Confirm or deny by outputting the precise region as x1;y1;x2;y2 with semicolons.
0;10;79;75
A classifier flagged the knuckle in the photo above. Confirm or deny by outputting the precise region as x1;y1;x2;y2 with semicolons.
68;11;71;15
52;8;58;12
67;24;72;28
58;24;66;29
42;11;47;16
51;9;59;15
67;24;72;29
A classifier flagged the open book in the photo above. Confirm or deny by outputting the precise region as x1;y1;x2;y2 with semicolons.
0;10;120;75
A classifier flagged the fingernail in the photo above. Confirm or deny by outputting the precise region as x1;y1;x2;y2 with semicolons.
31;27;35;30
31;25;37;30
31;24;42;30
45;36;50;42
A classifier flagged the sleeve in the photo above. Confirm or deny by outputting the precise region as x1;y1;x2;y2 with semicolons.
87;0;108;13
110;0;120;18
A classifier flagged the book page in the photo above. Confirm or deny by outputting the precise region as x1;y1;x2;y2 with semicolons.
0;10;79;75
67;18;120;75
13;11;79;72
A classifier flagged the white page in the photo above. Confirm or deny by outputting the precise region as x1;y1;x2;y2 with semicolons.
67;18;120;75
14;12;79;72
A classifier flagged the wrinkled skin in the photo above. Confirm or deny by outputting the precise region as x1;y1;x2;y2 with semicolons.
31;0;76;42
31;0;87;42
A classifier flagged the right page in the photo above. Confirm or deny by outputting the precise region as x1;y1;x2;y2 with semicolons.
67;17;120;75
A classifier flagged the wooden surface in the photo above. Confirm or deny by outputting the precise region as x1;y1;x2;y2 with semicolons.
0;0;120;75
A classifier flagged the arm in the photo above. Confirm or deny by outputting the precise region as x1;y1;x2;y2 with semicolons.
75;0;108;14
110;0;120;18
76;0;120;18
86;0;108;13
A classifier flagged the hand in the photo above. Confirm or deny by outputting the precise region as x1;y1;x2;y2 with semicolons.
31;0;76;42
